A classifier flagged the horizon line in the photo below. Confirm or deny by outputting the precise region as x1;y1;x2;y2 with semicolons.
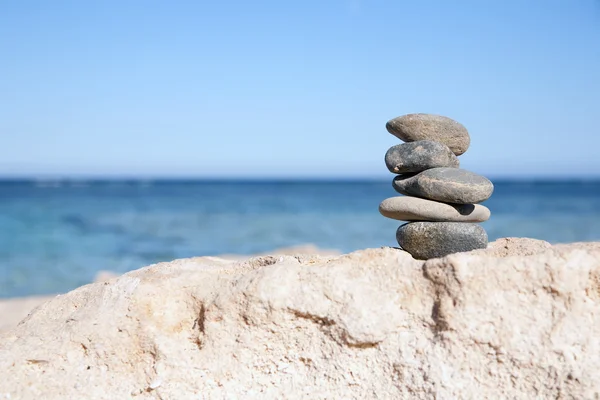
0;175;599;183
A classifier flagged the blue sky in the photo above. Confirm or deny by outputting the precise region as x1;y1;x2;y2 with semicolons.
1;0;599;179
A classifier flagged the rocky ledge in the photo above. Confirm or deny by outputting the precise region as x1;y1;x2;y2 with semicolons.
1;238;600;399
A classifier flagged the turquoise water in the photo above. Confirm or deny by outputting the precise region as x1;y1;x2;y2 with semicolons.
1;179;600;297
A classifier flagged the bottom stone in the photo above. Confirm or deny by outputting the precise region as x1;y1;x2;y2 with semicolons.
396;222;488;260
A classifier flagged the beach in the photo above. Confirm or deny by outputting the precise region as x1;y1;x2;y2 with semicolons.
2;179;600;298
0;244;340;332
2;0;598;396
2;238;600;398
2;179;600;335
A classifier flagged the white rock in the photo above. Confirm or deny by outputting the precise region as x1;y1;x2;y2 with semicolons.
1;239;600;399
148;380;161;390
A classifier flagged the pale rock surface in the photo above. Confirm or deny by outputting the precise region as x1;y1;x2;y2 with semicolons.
0;271;122;332
0;295;55;332
1;238;600;399
0;245;340;333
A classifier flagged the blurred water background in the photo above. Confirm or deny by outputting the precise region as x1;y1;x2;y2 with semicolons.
1;179;599;297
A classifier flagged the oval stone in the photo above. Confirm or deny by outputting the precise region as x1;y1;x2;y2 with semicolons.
385;140;459;174
396;222;488;260
392;168;494;204
379;196;490;222
386;114;470;156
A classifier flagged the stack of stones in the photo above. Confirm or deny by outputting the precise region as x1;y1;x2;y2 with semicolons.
379;113;494;260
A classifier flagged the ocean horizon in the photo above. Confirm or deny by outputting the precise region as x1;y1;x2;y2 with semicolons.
1;178;599;298
2;175;600;182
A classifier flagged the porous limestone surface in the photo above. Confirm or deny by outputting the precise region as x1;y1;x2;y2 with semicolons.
1;238;599;399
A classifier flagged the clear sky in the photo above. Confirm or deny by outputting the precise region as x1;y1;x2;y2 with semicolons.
1;0;599;179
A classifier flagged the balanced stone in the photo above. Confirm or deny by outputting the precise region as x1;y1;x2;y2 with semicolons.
386;114;470;156
396;222;488;260
385;140;459;174
392;167;494;204
379;196;490;222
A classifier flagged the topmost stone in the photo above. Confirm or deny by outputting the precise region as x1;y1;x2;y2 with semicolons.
386;114;470;156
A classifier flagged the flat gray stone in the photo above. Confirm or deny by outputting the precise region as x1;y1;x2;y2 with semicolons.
379;196;490;222
385;140;459;174
393;168;494;204
396;222;488;260
386;114;470;155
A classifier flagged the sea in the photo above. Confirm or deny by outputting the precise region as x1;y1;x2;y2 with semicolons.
1;179;599;298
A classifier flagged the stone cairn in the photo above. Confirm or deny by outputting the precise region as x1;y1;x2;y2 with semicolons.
379;113;494;260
